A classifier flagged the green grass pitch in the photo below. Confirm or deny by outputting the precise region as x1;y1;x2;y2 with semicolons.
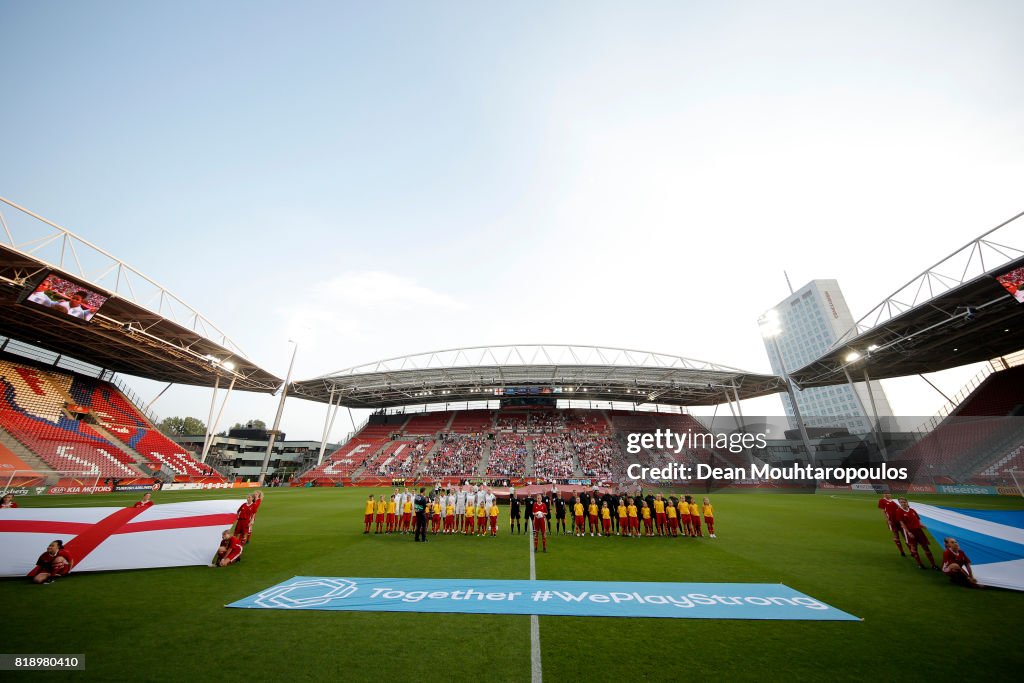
2;488;1023;682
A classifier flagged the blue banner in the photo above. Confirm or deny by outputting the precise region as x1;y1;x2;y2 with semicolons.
227;577;858;621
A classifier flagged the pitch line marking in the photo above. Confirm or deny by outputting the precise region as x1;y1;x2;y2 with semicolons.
529;524;542;683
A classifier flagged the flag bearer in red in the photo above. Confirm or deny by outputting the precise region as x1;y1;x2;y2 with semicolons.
897;498;939;570
876;494;906;556
216;530;243;567
28;540;73;583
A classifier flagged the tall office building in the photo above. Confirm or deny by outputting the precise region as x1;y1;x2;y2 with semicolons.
761;279;894;434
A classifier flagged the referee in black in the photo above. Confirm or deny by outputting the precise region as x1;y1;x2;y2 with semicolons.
414;488;428;542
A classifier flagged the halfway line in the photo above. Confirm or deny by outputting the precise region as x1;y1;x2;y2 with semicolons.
529;524;542;683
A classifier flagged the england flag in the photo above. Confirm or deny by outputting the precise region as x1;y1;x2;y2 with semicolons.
0;499;244;576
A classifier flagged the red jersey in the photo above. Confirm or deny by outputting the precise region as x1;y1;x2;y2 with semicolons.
31;549;73;575
133;500;153;509
943;549;970;567
237;501;254;521
219;535;243;562
877;498;900;521
532;503;548;519
899;507;922;530
1;501;17;508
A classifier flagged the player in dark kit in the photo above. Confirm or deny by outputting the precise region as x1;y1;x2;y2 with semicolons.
414;488;428;542
896;498;938;569
554;495;567;535
510;496;522;534
877;494;906;556
532;493;548;553
524;496;534;532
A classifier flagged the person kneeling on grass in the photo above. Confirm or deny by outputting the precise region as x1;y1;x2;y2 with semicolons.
216;529;243;567
29;540;73;584
942;538;980;588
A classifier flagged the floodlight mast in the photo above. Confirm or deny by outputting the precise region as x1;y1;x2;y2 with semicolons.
259;340;298;486
759;312;816;465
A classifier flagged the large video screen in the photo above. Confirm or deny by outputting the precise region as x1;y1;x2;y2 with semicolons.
996;265;1024;304
22;272;109;322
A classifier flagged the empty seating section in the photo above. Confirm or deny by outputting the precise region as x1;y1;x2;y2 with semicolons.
448;410;494;434
0;359;223;479
403;412;451;435
955;367;1024;418
898;419;1022;477
104;424;216;477
424;434;486;477
0;410;140;477
367;440;434;476
308;437;388;478
0;361;140;477
68;376;148;426
0;360;67;421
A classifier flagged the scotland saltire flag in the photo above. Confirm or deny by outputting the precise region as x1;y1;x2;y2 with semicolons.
913;502;1024;591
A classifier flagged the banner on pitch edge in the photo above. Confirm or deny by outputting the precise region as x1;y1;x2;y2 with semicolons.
228;576;859;621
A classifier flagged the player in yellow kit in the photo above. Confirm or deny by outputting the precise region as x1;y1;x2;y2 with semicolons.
627;500;639;537
641;500;653;536
374;496;386;534
477;503;487;536
600;502;612;536
431;498;442;534
464;503;476;535
444;499;455;534
689;498;702;537
401;496;413;533
653;495;667;536
665;497;679;537
363;495;375;534
617;499;629;537
386;495;397;533
573;498;586;536
588;500;600;536
489;502;500;536
703;497;716;538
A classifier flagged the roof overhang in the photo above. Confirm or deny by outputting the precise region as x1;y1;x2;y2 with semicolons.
0;199;281;392
289;344;786;408
790;259;1024;387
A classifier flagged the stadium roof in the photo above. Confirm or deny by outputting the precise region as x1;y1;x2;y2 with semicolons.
790;212;1024;388
289;344;787;409
0;197;281;393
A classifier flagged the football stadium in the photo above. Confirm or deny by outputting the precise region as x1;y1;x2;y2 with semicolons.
2;197;1024;680
3;4;1024;681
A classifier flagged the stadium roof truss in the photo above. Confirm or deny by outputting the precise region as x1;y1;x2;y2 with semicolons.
790;211;1024;387
0;197;281;392
289;344;787;409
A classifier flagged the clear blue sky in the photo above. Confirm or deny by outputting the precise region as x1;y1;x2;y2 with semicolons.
2;1;1022;440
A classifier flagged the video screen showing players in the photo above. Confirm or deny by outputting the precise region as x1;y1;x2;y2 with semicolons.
995;265;1024;304
23;272;108;322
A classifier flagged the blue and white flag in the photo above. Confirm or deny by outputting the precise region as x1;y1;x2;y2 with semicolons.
913;502;1024;591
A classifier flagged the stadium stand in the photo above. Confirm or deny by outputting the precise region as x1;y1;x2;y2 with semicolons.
897;366;1024;481
423;434;486;478
447;410;494;434
0;358;221;480
403;412;451;436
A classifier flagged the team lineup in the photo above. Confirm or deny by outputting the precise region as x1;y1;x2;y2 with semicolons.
364;484;719;553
